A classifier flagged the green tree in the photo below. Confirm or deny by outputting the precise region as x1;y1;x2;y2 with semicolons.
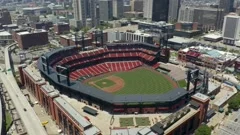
228;100;239;111
81;27;90;34
195;125;211;135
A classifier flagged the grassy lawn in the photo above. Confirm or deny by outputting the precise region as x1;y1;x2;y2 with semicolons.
178;79;187;88
5;111;12;131
135;117;150;126
119;117;134;127
113;68;174;95
94;79;115;88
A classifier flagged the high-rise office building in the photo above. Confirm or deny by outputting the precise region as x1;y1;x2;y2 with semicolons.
222;13;240;45
0;9;12;25
193;8;224;31
89;0;100;27
219;0;234;14
99;0;113;21
112;0;124;18
168;0;181;23
178;6;224;31
178;6;194;22
130;0;143;12
72;0;87;27
72;0;99;28
143;0;169;22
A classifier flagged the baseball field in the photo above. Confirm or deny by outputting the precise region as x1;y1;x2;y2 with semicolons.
86;67;178;95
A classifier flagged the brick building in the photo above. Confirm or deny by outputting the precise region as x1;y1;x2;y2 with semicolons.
235;58;240;73
0;9;12;25
16;29;49;49
59;35;92;47
54;22;70;35
174;22;202;38
12;29;28;41
178;46;238;71
18;63;101;135
89;31;108;46
31;21;53;30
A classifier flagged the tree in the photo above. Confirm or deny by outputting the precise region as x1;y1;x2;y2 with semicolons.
195;125;211;135
81;27;90;34
228;100;239;111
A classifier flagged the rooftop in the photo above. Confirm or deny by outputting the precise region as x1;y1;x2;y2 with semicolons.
24;65;45;84
185;46;238;62
128;30;152;37
54;97;92;128
203;34;222;40
17;29;47;35
208;82;221;94
213;90;236;107
135;20;173;27
192;93;209;102
111;127;155;135
22;7;46;10
103;25;138;33
41;84;60;98
0;31;11;36
168;36;192;44
83;126;101;135
164;106;199;134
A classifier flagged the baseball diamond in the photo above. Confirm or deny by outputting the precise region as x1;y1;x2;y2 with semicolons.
86;68;177;95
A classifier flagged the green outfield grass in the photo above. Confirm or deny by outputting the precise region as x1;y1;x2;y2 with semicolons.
94;79;116;88
178;79;187;88
87;68;175;95
114;68;174;95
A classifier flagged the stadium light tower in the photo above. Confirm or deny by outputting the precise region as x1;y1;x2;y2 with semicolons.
56;65;70;86
187;69;200;94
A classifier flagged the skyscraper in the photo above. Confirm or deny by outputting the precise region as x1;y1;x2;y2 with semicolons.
72;0;99;28
130;0;143;12
178;6;194;22
73;0;87;27
143;0;169;22
0;9;12;25
168;0;181;23
222;13;240;45
99;0;113;21
112;0;124;19
219;0;234;14
178;6;224;31
89;0;100;27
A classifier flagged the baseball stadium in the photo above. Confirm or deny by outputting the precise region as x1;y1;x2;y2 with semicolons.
38;43;188;114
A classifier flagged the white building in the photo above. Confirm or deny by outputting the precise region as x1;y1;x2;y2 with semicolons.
107;30;153;44
72;0;87;27
178;6;194;22
112;0;124;19
143;0;153;21
0;31;12;44
168;0;181;23
222;13;240;45
72;0;99;28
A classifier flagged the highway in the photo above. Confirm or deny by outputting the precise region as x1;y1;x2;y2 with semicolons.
0;43;47;135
